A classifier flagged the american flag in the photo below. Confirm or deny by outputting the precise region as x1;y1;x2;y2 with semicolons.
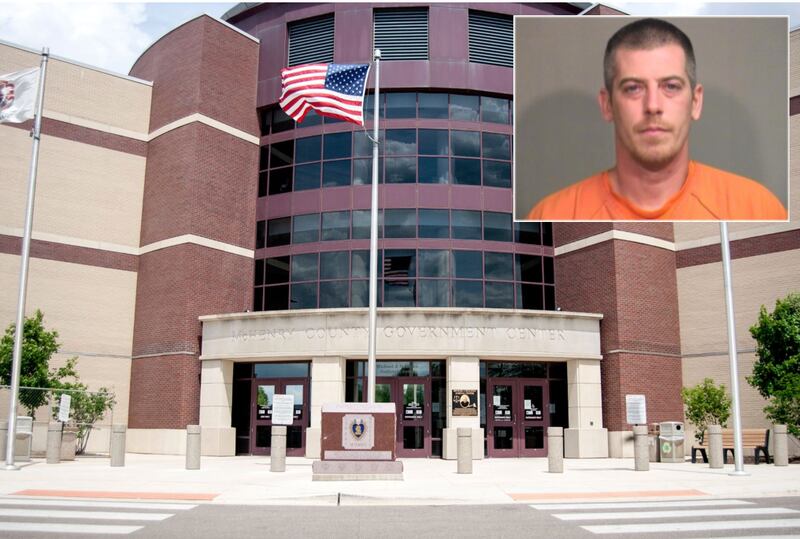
280;63;370;126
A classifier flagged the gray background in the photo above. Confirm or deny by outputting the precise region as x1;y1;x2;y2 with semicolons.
513;17;788;220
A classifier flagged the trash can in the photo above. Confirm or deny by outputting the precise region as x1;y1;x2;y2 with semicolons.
648;423;661;462
659;421;685;463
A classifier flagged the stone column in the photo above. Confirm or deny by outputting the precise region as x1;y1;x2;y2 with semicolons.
565;358;608;458
708;425;723;469
198;359;236;456
548;426;564;473
443;356;482;460
633;425;649;471
186;425;201;470
457;428;472;474
271;426;287;472
46;423;62;464
110;425;126;467
307;356;345;459
774;424;788;466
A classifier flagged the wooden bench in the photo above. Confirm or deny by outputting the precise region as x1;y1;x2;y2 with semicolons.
691;428;770;464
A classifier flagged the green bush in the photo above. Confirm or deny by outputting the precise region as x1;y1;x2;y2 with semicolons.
681;378;731;442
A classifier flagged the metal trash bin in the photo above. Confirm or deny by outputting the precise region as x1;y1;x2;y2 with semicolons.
648;423;661;462
14;416;33;462
659;421;685;463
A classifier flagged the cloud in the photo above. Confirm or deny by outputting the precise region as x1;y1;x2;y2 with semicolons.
0;3;152;75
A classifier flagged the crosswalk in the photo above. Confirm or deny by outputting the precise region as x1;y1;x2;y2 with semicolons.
530;498;800;537
0;496;197;535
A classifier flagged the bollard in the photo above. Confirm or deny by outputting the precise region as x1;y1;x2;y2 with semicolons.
548;427;564;473
457;428;472;474
46;422;63;464
0;421;6;460
110;424;126;467
270;426;287;472
774;424;788;466
186;425;201;470
633;425;649;471
708;425;723;469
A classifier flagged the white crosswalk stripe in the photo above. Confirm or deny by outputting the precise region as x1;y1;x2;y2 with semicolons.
531;498;800;537
0;495;197;536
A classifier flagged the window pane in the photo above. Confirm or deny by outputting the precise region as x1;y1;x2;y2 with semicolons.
351;250;370;278
320;251;349;280
484;252;513;281
384;279;416;307
353;131;373;157
296;136;321;163
419;129;449;155
451;130;480;157
419;93;448;119
453;280;483;307
292;213;319;244
294;163;320;191
384;209;416;238
265;256;290;284
290;282;317;309
418;279;449;306
270;140;293;168
542;222;553;246
256;220;266;250
323;160;351;187
386;92;416;118
265;284;289;310
322;211;350;241
266;217;290;247
255;362;310;378
544;256;555;284
299;109;322;127
451;210;481;239
272;108;294;133
482;160;511;188
481;96;510;124
452;158;480;185
353;158;374;185
419;249;449;277
259;145;269;170
386;157;416;183
253;286;264;311
486;282;513;308
515;221;541;244
482;132;511;160
484;211;512;242
258;171;268;197
352;210;375;239
418;209;449;238
254;258;265;286
320;280;349;308
517;283;544;310
450;94;479;121
516;254;543;282
268;167;292;194
351;280;369;307
386;129;416;155
324;132;352;159
291;253;318;281
452;250;482;278
418;157;449;184
384;249;416;279
544;285;556;310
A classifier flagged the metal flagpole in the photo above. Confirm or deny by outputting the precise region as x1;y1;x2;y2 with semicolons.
719;221;747;476
367;49;381;403
5;48;49;471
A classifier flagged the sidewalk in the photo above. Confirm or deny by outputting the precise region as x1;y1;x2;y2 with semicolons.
1;454;798;506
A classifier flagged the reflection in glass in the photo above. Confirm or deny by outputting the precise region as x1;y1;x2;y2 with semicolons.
320;251;349;279
296;136;321;163
323;132;352;159
375;383;392;403
418;209;449;238
516;255;543;282
419;129;449;155
291;253;318;282
418;249;449;277
321;211;350;241
294;163;321;191
353;131;372;157
419;93;448;118
450;94;479;121
323;160;351;187
292;213;319;244
351;280;369;307
403;426;425;450
453;280;483;307
481;132;511;159
484;211;512;242
418;157;449;184
451;130;480;157
254;362;310;378
525;427;544;449
386;129;417;155
452;250;482;278
486;282;514;308
319;280;349;308
483;160;511;188
451;210;481;239
418;279;449;307
384;209;416;238
384;279;416;307
351;250;370;278
484;252;513;280
386;92;416;118
452;158;480;185
481;96;510;124
290;282;317;309
385;157;416;183
515;221;541;244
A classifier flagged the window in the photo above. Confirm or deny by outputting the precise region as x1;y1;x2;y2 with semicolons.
450;94;479;122
296;136;321;163
453;280;483;308
452;250;482;279
291;283;317;309
386;129;417;155
323;160;351;187
320;251;349;279
469;11;513;68
288;15;334;66
418;250;449;277
256;221;266;249
482;132;510;159
265;257;290;284
294;163;320;191
386;94;417;119
419;209;449;238
269;167;292;195
481;96;510;124
452;210;481;239
385;157;416;183
419;157;449;184
482;160;510;188
516;255;543;283
266;217;291;247
324;132;352;160
419;93;448;119
291;253;318;281
320;281;349;308
451;130;480;157
322;211;350;241
419;129;449;156
292;213;319;244
374;9;428;60
384;209;416;238
484;212;512;242
452;159;480;185
484;252;513;281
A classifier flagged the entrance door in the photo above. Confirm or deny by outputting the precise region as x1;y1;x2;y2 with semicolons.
487;379;548;457
250;378;308;456
375;377;430;457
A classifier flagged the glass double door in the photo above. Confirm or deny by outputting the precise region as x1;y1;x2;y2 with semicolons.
250;378;308;456
375;377;430;457
487;379;548;457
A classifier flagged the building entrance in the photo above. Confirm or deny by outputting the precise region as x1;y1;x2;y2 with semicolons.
250;378;308;456
486;379;548;457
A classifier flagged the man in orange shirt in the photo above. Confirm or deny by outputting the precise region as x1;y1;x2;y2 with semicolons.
526;18;787;221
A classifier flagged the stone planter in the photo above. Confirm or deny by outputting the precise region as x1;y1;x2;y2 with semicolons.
60;427;78;460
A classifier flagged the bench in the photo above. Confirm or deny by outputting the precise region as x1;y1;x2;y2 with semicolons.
691;428;770;464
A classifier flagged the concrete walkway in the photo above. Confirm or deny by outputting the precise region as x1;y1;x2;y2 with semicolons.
1;455;798;505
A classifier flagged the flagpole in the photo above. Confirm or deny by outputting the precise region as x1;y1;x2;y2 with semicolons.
367;49;381;403
5;48;49;471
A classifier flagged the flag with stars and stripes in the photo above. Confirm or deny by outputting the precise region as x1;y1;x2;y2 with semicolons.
280;63;370;126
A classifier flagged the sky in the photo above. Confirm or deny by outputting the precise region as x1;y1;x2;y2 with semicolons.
1;2;800;76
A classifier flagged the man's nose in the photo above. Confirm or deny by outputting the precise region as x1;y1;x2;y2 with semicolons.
644;85;663;114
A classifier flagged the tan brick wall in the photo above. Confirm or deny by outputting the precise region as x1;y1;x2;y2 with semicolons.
792;30;800;97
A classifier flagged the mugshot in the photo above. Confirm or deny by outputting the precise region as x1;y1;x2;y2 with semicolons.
513;16;789;221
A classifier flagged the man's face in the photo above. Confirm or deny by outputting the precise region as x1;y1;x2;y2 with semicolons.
599;43;703;170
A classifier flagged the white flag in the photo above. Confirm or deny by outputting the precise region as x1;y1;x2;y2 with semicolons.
0;67;39;124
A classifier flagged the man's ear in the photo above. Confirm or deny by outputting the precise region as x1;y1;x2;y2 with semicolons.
691;83;703;121
598;88;613;122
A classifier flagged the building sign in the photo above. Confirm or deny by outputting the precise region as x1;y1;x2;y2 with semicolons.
403;402;423;420
272;394;295;425
451;389;478;416
524;399;543;420
625;394;647;425
342;414;375;450
58;394;71;423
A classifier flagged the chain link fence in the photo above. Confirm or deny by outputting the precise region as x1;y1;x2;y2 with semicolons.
0;385;116;457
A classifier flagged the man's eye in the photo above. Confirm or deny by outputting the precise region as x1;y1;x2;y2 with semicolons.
622;84;642;95
663;82;682;93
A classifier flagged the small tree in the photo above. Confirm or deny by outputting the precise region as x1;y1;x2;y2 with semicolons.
53;383;116;454
0;310;78;415
748;293;800;436
681;378;731;442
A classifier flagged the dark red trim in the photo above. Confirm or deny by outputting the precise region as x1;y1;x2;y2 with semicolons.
5;117;147;157
676;229;800;268
0;234;138;272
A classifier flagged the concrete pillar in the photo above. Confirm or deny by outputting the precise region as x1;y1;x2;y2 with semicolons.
708;425;723;469
198;359;236;456
110;425;126;467
46;423;62;464
186;425;201;470
774;424;788;466
548;426;564;473
457;428;472;474
633;425;649;471
565;358;608;458
444;357;482;460
270;426;287;472
0;421;7;459
307;356;345;459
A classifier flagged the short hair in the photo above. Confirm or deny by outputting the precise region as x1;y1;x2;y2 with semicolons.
603;18;696;93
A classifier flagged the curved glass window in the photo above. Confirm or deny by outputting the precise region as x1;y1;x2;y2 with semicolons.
385;209;416;238
452;158;480;185
385;157;416;183
384;249;416;278
269;167;292;195
320;280;349;308
352;209;375;239
294;163;321;191
296;136;321;163
486;281;513;308
323;160;351;187
453;280;483;307
482;132;510;160
322;211;350;241
419;129;449;155
451;130;480;157
451;210;481;239
419;93;448;119
270;140;293;168
291;282;317;309
484;252;513;281
516;254;542;283
484;211;512;242
419;249;449;277
320;251;349;279
419;279;449;307
482;160;511;188
419;157;449;184
291;253;318;281
267;217;291;247
266;257;290;284
386;129;417;155
265;284;289;310
351;280;370;307
450;94;480;122
418;209;449;238
354;131;372;157
292;213;319;244
386;92;416;118
323;132;352;160
452;250;482;279
481;96;510;124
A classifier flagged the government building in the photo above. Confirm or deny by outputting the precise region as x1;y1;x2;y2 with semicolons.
1;3;797;460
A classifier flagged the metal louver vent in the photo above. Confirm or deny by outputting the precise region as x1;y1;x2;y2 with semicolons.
374;9;428;60
288;15;334;67
469;11;513;68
